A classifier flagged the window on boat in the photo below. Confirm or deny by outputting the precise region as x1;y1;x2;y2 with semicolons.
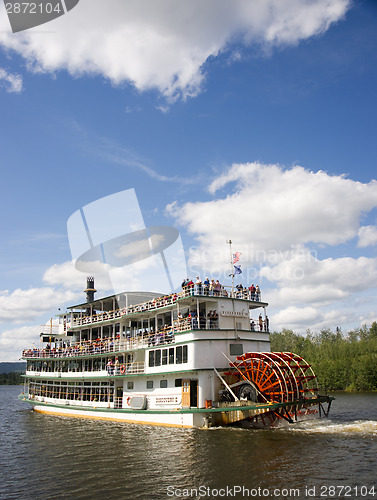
175;378;182;387
176;346;183;364
149;351;155;367
155;350;161;366
160;380;168;388
169;348;174;364
127;382;134;390
229;343;244;355
162;349;168;365
148;346;188;367
146;380;154;389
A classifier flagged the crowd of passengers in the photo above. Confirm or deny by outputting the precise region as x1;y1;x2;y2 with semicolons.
181;277;261;301
22;310;220;359
71;279;261;329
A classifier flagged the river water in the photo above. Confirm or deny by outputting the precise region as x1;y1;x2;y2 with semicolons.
0;386;376;500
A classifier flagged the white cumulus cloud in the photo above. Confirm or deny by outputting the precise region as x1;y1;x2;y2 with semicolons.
0;287;79;323
0;67;23;92
170;162;377;268
358;225;377;247
0;325;41;362
0;0;350;99
168;162;377;332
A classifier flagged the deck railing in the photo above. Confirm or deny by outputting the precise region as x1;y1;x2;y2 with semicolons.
25;361;145;376
68;284;261;329
22;318;222;360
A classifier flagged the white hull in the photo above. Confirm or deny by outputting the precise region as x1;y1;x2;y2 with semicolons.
31;402;196;428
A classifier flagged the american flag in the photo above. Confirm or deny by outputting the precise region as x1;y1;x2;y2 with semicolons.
233;252;241;264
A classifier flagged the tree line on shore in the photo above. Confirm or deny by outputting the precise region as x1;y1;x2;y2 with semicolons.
0;371;23;385
270;322;377;391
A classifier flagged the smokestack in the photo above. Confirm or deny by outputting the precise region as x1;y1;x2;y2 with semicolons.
84;276;97;303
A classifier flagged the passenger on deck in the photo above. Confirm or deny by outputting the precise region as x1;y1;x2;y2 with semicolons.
207;310;213;328
214;280;222;296
106;359;114;375
196;276;202;295
249;284;256;300
187;279;194;294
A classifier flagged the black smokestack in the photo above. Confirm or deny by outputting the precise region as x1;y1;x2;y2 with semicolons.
84;276;96;303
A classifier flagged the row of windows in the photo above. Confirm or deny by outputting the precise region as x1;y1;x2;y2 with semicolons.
28;381;114;402
28;379;183;398
148;345;188;367
130;378;182;390
27;356;132;373
29;380;113;387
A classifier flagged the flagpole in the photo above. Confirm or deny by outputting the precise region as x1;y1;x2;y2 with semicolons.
226;239;234;294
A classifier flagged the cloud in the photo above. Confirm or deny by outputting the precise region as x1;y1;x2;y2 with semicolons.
0;0;350;99
0;325;41;362
0;67;23;92
358;225;377;247
68;125;197;183
170;163;377;270
0;287;79;323
168;162;377;332
43;260;113;291
270;305;357;332
262;252;377;307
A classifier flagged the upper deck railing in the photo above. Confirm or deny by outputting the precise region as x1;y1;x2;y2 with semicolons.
67;284;262;329
22;317;222;360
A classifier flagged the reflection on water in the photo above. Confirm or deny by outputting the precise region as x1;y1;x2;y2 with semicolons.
0;387;376;499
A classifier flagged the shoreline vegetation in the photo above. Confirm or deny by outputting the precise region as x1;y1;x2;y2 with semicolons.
270;322;377;392
2;322;376;390
0;372;23;385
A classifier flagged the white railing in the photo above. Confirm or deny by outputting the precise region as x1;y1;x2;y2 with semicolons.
107;361;145;375
22;334;173;359
22;317;222;360
69;285;261;328
25;361;145;377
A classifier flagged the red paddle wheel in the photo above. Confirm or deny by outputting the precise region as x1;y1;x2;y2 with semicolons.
224;352;318;404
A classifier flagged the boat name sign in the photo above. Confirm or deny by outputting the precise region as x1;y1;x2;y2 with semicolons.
220;310;248;318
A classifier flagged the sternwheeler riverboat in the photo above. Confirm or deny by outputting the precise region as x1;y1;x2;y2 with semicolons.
20;277;333;428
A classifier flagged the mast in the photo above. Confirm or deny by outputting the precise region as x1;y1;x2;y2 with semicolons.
226;239;234;294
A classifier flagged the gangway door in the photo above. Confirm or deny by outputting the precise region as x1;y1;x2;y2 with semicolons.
182;379;190;407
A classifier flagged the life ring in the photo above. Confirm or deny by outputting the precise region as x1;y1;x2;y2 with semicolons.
120;364;126;374
126;396;132;406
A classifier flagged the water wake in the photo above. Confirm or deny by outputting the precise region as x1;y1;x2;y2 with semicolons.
289;419;377;436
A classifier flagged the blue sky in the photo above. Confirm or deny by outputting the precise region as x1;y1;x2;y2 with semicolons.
0;0;377;361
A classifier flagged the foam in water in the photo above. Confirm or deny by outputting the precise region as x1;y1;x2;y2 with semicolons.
289;419;377;436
